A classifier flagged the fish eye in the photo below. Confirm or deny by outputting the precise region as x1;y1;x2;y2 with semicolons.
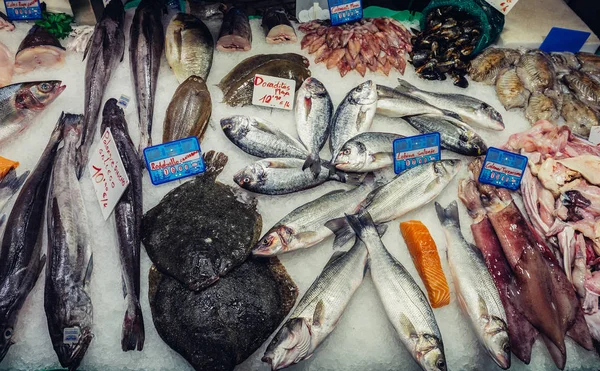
503;342;510;353
342;148;351;155
4;328;12;339
243;177;250;184
436;359;445;369
39;83;52;92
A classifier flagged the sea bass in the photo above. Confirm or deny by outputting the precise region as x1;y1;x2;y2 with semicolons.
130;0;164;158
0;81;65;145
376;85;462;122
45;114;93;370
78;0;125;177
0;115;64;364
100;99;144;351
331;132;403;172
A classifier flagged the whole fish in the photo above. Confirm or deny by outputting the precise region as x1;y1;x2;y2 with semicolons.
347;211;447;371
0;116;64;363
376;85;462;122
405;116;488;156
330;81;377;157
130;0;164;158
163;75;212;143
577;52;600;74
252;175;377;256
15;25;65;74
0;42;13;87
331;132;403;172
495;68;530;111
0;11;14;31
165;13;214;83
0;81;65;145
78;0;125;177
221;115;308;159
233;158;361;195
435;201;511;369
295;77;333;177
525;92;559;124
262;240;368;370
563;69;600;109
45;114;93;370
469;48;521;85
100;99;144;351
217;7;251;52
0;169;29;213
262;7;296;44
516;51;555;93
395;79;504;131
561;92;598;138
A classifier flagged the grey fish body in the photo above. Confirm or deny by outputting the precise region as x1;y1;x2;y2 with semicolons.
525;92;559;124
495;68;530;110
0;169;29;213
46;114;93;369
516;51;555;93
332;132;403;172
563;70;600;109
376;85;458;120
100;99;144;351
562;92;598;138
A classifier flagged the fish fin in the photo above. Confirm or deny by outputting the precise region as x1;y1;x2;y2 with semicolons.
356;108;367;131
202;151;228;179
435;201;460;227
376;223;388;237
325;250;347;266
395;78;417;93
441;109;462;121
266;159;296;169
313;299;325;327
83;253;93;288
345;210;378;241
371;152;390;163
122;298;145;351
477;295;490;319
541;334;566;370
336;171;366;185
325;217;355;249
82;31;93;61
302;153;321;179
399;313;418;339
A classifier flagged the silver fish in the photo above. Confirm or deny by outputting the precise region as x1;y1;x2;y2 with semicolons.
563;70;600;109
330;80;377;158
45;114;93;369
561;92;599;138
469;48;521;85
516;50;555;93
252;175;377;256
0;169;29;213
262;240;368;370
435;201;510;369
376;85;462;123
395;79;504;131
495;68;530;111
347;211;447;371
221;115;308;159
332;132;403;172
525;92;559;124
295;77;333;177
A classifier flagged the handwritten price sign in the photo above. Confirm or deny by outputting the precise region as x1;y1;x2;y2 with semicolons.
483;0;519;15
251;74;296;110
87;128;130;220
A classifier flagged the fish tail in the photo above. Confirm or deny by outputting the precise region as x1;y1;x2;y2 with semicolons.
440;109;462;121
345;210;379;241
394;78;417;93
121;298;145;351
302;153;321;178
334;169;366;185
435;201;460;227
325;217;355;249
0;168;29;195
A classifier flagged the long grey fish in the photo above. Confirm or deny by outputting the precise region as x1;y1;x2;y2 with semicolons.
0;115;64;363
346;211;447;371
100;99;144;351
221;115;308;159
252;175;377;256
45;114;93;370
130;0;164;159
376;85;462;123
435;201;510;369
295;77;333;177
262;240;368;370
78;0;125;177
395;79;504;131
329;80;377;158
0;169;29;213
331;132;403;172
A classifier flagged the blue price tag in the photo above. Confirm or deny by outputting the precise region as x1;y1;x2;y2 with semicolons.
328;0;362;26
479;147;528;191
539;27;590;53
3;0;42;20
393;132;441;174
143;137;205;186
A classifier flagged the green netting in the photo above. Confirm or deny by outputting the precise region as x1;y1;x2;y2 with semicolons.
420;0;505;55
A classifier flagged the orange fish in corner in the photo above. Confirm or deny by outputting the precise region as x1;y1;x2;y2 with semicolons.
0;156;18;180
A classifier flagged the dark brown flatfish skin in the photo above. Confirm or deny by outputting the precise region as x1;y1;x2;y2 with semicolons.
148;257;297;371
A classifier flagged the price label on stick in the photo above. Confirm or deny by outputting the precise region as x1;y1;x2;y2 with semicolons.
589;126;600;145
251;74;295;110
482;0;519;15
3;0;42;20
143;136;205;186
478;147;528;191
328;0;362;25
88;128;130;220
393;133;441;174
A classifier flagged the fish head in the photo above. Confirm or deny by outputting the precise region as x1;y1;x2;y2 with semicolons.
252;225;293;256
17;81;65;110
52;326;94;370
474;103;505;130
349;80;377;105
302;77;327;97
220;115;250;141
482;316;511;369
415;333;447;371
262;318;312;370
432;159;462;184
0;318;16;362
332;141;367;171
233;164;265;189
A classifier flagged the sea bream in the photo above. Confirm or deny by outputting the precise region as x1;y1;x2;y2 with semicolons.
331;132;403;172
45;114;93;370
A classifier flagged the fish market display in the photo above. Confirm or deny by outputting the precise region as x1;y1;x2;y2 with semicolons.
0;116;64;364
221;115;308;160
45;114;93;370
0;168;28;213
163;75;212;143
0;42;13;87
295;77;333;177
400;220;450;308
410;6;483;87
468;48;521;85
142;151;262;291
347;212;447;371
563;69;600;110
130;0;164;157
100;99;144;351
331;132;402;172
253;176;377;257
0;81;65;145
551;52;581;75
561;92;599;138
0;11;14;31
78;0;125;176
217;7;251;52
262;7;296;44
435;201;511;369
263;241;367;370
517;51;555;93
298;17;412;77
165;13;214;83
14;25;65;74
375;84;462;121
525;92;559;123
496;68;530;110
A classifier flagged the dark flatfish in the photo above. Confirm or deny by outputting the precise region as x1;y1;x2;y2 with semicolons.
142;151;262;291
148;256;297;371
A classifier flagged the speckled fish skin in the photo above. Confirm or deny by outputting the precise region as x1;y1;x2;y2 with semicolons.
45;114;93;370
262;240;368;370
221;115;308;159
332;132;402;172
516;51;555;93
495;68;530;111
561;92;599;138
525;92;559;124
347;211;447;371
469;48;521;85
577;52;600;74
563;69;600;110
163;75;212;142
217;7;251;51
295;77;333;177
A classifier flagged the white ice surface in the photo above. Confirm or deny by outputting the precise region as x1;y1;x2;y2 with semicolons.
0;16;599;371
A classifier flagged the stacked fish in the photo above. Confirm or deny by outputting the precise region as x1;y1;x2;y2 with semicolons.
470;47;600;136
298;17;412;77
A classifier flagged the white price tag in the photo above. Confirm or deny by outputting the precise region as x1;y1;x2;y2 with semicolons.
88;128;130;220
63;327;81;345
251;74;296;110
483;0;519;15
589;126;600;145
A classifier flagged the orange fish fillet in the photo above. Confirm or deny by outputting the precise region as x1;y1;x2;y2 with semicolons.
0;156;18;180
400;220;450;308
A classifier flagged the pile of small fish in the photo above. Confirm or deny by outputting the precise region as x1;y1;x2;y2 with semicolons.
410;6;482;87
470;47;600;135
298;17;412;77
